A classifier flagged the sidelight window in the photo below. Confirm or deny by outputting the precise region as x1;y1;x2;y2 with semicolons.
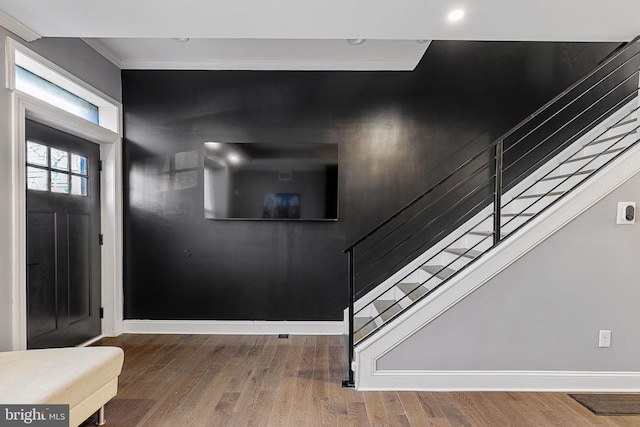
26;141;88;196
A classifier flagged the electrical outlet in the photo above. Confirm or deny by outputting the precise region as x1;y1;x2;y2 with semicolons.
599;330;612;348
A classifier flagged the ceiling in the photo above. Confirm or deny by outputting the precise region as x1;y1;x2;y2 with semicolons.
0;0;638;70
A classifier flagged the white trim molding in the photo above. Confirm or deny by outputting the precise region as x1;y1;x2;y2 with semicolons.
81;39;123;69
358;369;640;392
0;10;41;42
7;37;124;349
10;91;124;349
124;320;345;336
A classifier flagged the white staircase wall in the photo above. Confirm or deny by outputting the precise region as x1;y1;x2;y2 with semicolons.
355;132;640;391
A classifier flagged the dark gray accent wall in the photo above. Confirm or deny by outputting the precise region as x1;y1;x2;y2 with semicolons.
122;41;619;321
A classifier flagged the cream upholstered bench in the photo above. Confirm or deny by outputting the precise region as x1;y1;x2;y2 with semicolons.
0;346;124;426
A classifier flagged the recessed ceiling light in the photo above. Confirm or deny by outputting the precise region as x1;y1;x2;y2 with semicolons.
447;8;465;22
346;39;366;46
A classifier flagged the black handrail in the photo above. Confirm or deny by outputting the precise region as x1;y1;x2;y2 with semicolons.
342;37;640;387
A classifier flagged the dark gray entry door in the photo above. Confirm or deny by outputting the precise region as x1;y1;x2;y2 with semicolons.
26;120;101;349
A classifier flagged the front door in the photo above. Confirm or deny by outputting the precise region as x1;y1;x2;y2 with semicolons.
25;120;102;349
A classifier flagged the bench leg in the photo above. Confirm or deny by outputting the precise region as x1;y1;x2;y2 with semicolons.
95;406;106;426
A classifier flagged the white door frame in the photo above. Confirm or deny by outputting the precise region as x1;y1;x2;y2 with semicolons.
10;92;124;350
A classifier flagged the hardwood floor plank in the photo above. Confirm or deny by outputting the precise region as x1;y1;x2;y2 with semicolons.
363;391;392;426
266;335;306;426
396;392;443;427
287;336;318;426
81;334;640;427
381;392;411;427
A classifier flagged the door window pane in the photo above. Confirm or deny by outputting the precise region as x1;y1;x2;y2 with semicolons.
70;154;87;175
50;148;68;171
70;175;88;196
26;142;88;197
27;141;48;167
27;167;48;191
51;172;69;193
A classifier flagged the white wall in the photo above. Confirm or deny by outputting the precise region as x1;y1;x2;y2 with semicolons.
0;27;121;351
378;171;640;372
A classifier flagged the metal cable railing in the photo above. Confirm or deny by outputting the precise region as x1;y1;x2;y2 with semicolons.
343;37;640;387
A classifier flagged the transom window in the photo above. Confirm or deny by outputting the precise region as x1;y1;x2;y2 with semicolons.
26;141;89;196
15;65;99;124
6;37;121;133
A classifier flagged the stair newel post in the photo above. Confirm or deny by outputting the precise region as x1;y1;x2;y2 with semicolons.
342;247;356;388
493;139;504;246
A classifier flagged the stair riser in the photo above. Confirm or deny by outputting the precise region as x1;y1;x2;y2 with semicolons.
440;252;474;271
500;214;532;236
373;301;403;323
582;132;637;156
607;118;638;133
454;233;492;250
554;151;622;176
458;234;494;252
533;173;590;194
503;194;562;215
378;286;419;307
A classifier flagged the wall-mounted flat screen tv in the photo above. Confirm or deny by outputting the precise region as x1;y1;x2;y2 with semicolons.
204;142;338;221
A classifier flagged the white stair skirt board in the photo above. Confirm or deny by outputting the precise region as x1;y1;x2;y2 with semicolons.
123;320;345;335
354;134;640;391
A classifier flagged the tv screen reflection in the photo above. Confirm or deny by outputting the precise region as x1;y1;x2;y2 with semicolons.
204;142;338;221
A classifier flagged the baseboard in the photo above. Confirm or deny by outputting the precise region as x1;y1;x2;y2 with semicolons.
357;369;640;392
123;319;345;335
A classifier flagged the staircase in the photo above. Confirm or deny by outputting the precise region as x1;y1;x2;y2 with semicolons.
343;37;640;387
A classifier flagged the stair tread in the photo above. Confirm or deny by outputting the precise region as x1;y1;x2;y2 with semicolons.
586;131;635;146
354;317;377;342
516;191;564;199
445;247;482;258
611;117;637;128
540;169;593;181
467;230;494;236
566;147;625;163
354;316;375;330
420;265;456;280
501;212;535;217
373;300;402;322
397;283;429;302
354;329;373;343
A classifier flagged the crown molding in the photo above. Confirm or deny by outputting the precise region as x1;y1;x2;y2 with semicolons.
81;38;123;69
0;9;40;42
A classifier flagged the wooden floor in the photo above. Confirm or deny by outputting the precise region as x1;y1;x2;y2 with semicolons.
82;334;640;426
